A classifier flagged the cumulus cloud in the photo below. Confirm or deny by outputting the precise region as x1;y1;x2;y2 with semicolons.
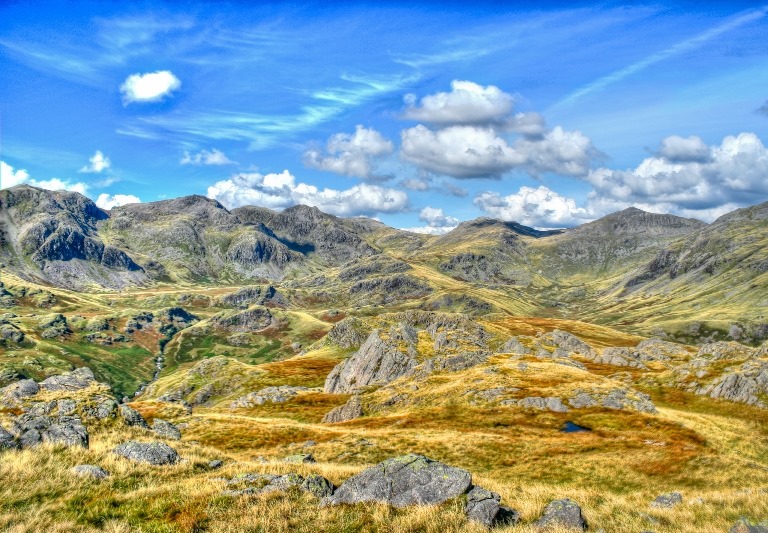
474;185;591;229
400;124;595;179
95;193;141;210
401;124;525;178
181;148;235;166
303;125;394;179
120;70;181;104
400;206;460;235
403;80;514;125
585;133;768;217
207;170;408;216
79;150;111;173
399;81;598;179
1;161;88;195
655;135;711;163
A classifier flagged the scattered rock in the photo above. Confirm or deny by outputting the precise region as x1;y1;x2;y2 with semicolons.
0;425;19;450
534;498;587;531
322;395;363;423
230;386;309;408
208;459;223;469
120;404;149;428
40;367;96;391
301;474;335;498
70;464;109;479
651;492;682;508
501;337;530;355
152;418;181;440
12;414;88;448
465;485;520;528
113;441;179;465
323;454;472;508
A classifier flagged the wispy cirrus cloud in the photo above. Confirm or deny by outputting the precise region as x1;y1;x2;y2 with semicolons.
119;72;419;149
553;6;768;109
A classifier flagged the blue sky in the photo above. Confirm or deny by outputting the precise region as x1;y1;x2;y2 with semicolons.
1;1;767;231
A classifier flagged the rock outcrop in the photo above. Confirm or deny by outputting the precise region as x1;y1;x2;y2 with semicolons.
534;498;587;531
113;441;179;465
322;395;363;423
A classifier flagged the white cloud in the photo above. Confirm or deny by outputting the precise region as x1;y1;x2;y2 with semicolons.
1;161;88;195
1;160;30;187
584;132;768;219
95;193;141;210
399;225;456;235
400;124;595;179
403;80;514;125
474;185;592;229
303;125;393;179
401;124;526;178
180;148;235;166
656;135;711;163
207;170;409;216
120;70;181;104
419;206;459;228
79;150;111;173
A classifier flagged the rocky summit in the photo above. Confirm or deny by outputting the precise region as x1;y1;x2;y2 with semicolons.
1;188;768;532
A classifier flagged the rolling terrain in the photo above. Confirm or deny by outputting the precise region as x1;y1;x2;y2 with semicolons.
1;184;768;532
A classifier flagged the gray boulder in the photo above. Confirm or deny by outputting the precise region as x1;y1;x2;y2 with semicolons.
0;425;19;450
534;498;587;531
465;485;520;528
12;414;88;448
539;330;595;357
120;404;149;428
40;367;96;391
0;379;39;405
322;395;363;423
324;330;416;394
113;441;179;465
651;492;682;508
208;459;223;469
501;337;530;355
152;418;181;440
302;474;335;498
70;464;109;479
323;454;472;508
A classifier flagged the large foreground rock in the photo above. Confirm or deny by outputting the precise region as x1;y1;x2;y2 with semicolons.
113;441;178;465
120;404;150;428
323;454;471;507
534;498;587;530
40;367;97;391
12;414;88;448
731;519;768;533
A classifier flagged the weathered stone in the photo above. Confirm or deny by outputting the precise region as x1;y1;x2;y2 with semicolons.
40;367;96;391
651;492;682;508
0;379;39;405
57;399;78;416
0;425;19;450
302;474;335;498
325;330;417;394
120;404;149;428
465;486;503;528
152;418;181;440
70;464;109;479
534;498;587;531
113;441;179;465
230;386;308;408
12;414;88;448
323;454;472;508
322;395;363;423
208;459;223;469
501;337;529;355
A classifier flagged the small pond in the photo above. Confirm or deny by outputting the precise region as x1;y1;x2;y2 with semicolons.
561;421;592;433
